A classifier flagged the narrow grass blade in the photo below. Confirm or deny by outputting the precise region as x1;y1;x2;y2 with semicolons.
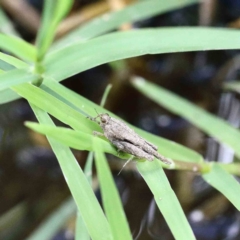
30;105;113;240
0;52;28;69
52;0;199;51
202;164;240;210
0;69;38;91
75;151;94;240
94;145;132;240
0;59;15;71
45;28;240;81
12;83;97;134
0;88;20;104
0;53;28;104
0;33;36;62
75;212;90;240
36;0;73;60
0;8;20;37
25;122;116;156
137;160;196;240
132;77;240;158
26;197;77;240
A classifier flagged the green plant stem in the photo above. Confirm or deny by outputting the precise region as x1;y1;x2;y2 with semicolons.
169;160;240;176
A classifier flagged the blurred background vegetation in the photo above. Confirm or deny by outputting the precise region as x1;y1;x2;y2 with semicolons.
0;0;240;240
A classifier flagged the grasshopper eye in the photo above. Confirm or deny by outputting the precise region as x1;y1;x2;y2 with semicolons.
101;115;109;123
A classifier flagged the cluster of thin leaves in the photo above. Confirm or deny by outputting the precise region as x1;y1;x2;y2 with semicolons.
0;0;240;239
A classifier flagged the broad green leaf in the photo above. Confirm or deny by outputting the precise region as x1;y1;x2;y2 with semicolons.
202;164;240;210
42;80;203;163
224;82;240;94
36;0;73;60
0;69;38;91
137;160;195;240
132;78;240;158
45;28;240;82
0;52;28;68
94;146;132;240
0;33;36;62
0;8;20;37
26;197;77;240
52;0;199;51
30;105;113;240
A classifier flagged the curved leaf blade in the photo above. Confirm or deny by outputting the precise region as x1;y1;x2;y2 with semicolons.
0;33;36;62
52;0;199;51
0;69;37;91
132;78;240;158
137;160;196;240
94;147;132;240
36;0;73;60
45;28;240;81
202;164;240;210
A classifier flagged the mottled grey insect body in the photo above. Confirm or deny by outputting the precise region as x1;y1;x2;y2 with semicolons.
89;113;171;165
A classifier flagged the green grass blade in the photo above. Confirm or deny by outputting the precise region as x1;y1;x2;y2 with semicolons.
0;69;38;91
0;59;15;71
75;212;90;240
0;33;36;62
132;77;240;158
45;28;240;81
0;53;29;104
0;7;20;37
12;83;96;134
0;52;28;69
94;146;132;240
0;89;20;104
75;152;93;240
36;0;73;60
84;152;94;184
30;105;113;240
26;197;77;240
52;0;199;51
42;80;203;163
75;151;94;240
202;164;240;210
24;122;117;156
137;160;195;240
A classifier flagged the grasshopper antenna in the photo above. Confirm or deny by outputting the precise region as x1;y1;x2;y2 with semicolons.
94;108;100;116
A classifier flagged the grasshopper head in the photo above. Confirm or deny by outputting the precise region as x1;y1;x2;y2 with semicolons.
99;113;110;126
